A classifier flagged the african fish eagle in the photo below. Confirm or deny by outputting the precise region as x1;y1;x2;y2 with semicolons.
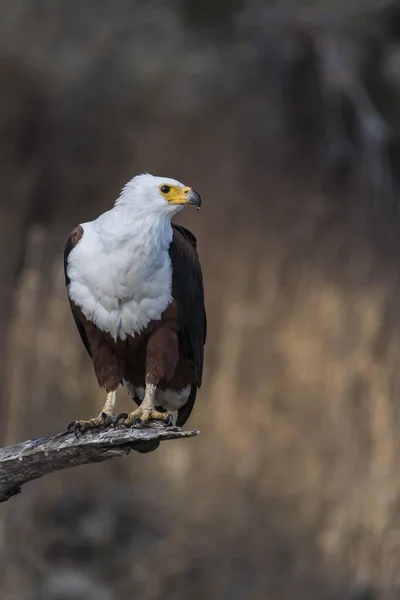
64;174;206;434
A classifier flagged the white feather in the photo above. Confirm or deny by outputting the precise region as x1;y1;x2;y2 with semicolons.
67;174;186;341
123;382;191;411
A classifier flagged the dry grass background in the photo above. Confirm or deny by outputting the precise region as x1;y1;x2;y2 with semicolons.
2;1;400;598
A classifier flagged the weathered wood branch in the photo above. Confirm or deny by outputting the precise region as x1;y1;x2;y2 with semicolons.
0;424;199;503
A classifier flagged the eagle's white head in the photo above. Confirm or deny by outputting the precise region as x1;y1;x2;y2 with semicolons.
115;173;201;216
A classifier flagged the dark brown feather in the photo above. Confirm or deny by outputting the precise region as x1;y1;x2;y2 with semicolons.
169;224;206;426
170;224;206;385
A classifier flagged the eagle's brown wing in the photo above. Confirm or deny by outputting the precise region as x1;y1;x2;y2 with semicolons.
170;224;207;426
64;226;92;358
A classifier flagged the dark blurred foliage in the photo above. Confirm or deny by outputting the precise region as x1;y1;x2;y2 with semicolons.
179;0;243;31
2;1;400;599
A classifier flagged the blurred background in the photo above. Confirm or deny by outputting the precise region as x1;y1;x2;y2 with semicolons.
3;0;400;598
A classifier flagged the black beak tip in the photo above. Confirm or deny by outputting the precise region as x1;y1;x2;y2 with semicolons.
191;189;201;209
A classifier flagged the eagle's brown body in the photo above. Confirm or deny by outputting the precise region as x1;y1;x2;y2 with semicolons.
65;223;206;427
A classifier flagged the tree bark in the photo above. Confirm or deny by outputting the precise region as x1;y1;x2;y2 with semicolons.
0;424;199;503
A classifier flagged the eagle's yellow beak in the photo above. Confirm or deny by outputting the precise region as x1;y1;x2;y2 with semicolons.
168;186;201;209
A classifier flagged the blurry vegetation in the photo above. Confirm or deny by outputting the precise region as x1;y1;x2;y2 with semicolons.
179;0;243;31
2;1;400;599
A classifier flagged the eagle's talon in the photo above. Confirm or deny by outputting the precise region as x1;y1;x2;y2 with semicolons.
70;422;82;438
100;412;116;428
78;423;88;436
128;409;175;428
67;421;82;438
66;409;116;436
114;412;128;428
109;416;118;428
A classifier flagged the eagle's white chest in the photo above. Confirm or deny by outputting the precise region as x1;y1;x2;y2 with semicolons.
66;214;173;340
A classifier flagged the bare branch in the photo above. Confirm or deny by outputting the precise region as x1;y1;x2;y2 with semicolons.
0;424;199;503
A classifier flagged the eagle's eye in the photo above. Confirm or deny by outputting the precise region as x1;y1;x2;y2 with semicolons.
160;185;170;194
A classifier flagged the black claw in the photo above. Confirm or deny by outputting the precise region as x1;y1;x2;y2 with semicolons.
101;412;109;427
165;413;174;426
114;412;128;428
67;421;82;439
133;417;142;426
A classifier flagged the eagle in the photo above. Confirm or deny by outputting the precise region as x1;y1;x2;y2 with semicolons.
64;174;206;434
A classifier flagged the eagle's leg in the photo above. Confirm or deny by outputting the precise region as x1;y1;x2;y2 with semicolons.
68;390;117;436
115;328;177;428
115;383;172;428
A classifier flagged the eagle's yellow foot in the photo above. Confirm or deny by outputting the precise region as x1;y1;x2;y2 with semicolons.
67;391;117;438
67;411;116;437
115;407;173;429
